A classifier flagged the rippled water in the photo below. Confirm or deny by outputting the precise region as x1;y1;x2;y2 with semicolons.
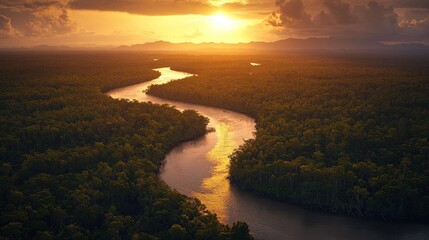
107;67;429;240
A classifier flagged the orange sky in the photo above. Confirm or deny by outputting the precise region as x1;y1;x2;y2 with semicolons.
70;10;270;45
0;0;428;47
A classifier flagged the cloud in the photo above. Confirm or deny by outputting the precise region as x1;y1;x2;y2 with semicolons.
267;0;312;28
220;1;273;17
0;0;77;37
351;1;399;38
69;0;216;16
391;0;429;9
27;6;76;35
400;18;429;30
398;9;429;41
323;0;355;24
0;14;17;37
267;0;429;42
0;0;428;45
69;0;275;17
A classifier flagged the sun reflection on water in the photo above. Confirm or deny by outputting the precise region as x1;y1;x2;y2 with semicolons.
193;121;235;222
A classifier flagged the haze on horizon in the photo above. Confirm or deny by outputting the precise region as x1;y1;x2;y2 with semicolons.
0;0;428;48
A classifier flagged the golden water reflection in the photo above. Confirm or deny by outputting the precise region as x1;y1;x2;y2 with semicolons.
108;67;429;240
194;122;234;222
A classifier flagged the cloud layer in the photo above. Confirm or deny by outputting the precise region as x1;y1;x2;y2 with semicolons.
69;0;215;16
0;0;428;44
0;0;76;37
267;0;429;42
0;14;17;37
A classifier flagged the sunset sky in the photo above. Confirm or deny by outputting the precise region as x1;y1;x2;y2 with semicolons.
0;0;428;47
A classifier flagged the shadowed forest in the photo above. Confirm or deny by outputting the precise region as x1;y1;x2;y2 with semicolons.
0;53;253;240
2;0;429;238
148;53;429;221
0;52;428;240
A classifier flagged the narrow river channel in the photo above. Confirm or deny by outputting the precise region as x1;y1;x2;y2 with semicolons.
107;67;429;240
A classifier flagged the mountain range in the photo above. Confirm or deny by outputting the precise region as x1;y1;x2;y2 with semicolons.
1;38;428;52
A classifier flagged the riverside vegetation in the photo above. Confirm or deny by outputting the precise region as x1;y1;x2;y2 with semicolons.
0;53;253;240
148;53;429;221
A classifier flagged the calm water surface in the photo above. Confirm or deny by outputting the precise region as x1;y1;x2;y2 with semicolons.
107;67;429;240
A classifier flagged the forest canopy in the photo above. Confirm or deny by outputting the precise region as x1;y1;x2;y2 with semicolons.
148;53;429;221
0;53;253;239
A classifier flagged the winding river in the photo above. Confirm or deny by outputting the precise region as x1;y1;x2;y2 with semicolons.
107;67;429;240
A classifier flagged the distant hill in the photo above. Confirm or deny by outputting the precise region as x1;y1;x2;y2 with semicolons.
0;45;111;52
1;38;428;52
117;38;429;53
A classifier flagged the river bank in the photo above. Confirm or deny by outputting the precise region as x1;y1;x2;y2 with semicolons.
108;67;429;240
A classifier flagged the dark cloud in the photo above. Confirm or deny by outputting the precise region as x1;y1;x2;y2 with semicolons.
267;0;312;27
1;0;68;12
0;0;76;37
351;1;399;38
402;9;429;20
268;0;428;42
391;0;429;9
323;0;355;24
69;0;216;16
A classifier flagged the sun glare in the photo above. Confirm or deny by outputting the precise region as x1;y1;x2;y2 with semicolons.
209;14;239;31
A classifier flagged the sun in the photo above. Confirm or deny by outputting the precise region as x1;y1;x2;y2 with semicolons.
208;14;239;31
210;14;230;26
200;13;249;42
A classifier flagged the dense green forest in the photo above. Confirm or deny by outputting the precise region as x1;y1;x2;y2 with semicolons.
0;53;253;239
148;53;429;221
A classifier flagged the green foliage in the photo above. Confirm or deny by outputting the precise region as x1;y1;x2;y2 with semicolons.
0;53;251;239
148;54;429;220
230;222;253;240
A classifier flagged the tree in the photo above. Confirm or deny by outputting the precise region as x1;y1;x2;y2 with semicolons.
230;222;253;240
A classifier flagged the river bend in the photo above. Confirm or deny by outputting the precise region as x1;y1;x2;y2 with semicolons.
107;67;429;240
